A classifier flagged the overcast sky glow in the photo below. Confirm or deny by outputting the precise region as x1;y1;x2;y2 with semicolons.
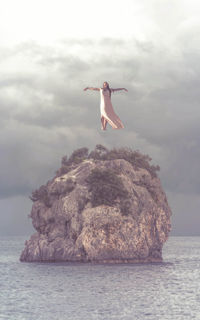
1;0;200;236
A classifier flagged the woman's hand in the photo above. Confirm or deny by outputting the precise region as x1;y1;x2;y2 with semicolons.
124;88;128;92
83;87;88;91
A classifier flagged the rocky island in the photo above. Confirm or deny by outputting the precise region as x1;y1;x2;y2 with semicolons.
20;145;171;263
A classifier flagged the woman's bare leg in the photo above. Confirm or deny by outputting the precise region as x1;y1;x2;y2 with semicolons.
103;118;108;130
101;117;104;130
101;116;107;130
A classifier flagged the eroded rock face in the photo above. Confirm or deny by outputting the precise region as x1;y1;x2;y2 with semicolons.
20;158;171;263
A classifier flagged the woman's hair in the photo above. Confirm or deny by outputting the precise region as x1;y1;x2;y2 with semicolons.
103;81;111;97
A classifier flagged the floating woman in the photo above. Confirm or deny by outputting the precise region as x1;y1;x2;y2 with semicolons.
84;82;128;130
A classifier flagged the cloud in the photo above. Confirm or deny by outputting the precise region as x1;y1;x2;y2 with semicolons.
0;119;105;199
0;9;200;235
168;191;200;236
0;195;34;235
0;34;200;198
0;0;200;235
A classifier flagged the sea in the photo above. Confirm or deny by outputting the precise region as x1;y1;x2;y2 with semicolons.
0;236;200;320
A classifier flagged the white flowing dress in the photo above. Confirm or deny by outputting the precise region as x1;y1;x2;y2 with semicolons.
100;88;124;129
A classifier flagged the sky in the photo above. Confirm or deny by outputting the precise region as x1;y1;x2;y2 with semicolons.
0;0;200;236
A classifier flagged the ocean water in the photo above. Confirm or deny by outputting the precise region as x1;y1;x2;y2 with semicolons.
0;236;200;320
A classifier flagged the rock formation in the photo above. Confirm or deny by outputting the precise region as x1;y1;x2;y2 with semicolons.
20;145;171;263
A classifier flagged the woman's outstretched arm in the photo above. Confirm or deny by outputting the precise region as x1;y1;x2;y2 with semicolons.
83;87;100;91
112;88;128;92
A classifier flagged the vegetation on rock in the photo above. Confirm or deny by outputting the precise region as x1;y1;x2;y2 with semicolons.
56;144;160;178
30;178;76;207
86;168;129;207
30;185;51;207
30;145;160;209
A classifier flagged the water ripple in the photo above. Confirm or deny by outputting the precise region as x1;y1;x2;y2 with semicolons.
0;236;200;320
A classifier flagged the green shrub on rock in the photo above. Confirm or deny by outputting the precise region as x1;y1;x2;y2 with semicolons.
67;147;89;165
86;168;129;208
30;185;51;207
64;178;76;193
56;145;160;179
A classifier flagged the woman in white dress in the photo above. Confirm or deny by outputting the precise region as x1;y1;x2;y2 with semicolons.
84;82;128;130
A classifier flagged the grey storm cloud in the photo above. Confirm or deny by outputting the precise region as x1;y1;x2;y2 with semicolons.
1;28;200;234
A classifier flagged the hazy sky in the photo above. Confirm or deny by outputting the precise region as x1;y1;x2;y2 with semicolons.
1;0;200;236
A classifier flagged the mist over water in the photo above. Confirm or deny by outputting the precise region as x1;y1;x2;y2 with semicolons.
1;236;200;320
